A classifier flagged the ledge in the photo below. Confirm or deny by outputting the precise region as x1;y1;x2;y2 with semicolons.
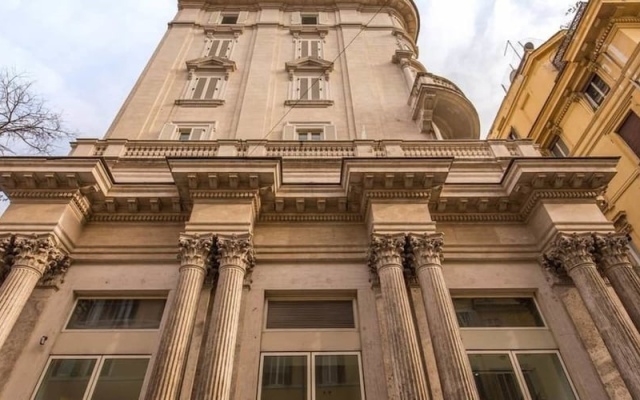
203;24;245;36
284;99;334;108
175;99;225;107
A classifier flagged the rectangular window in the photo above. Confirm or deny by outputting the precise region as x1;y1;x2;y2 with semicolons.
469;352;577;400
33;356;149;400
617;110;640;158
452;297;545;328
549;136;570;157
178;127;208;141
584;74;610;108
296;77;323;101
297;40;323;59
206;38;233;58
296;130;323;141
259;353;363;400
508;127;519;140
266;300;355;329
66;298;166;330
220;14;238;24
301;14;319;25
190;76;223;100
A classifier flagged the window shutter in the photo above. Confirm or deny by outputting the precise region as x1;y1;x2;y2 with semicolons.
291;12;302;25
319;12;328;25
283;124;295;140
209;11;221;24
300;40;310;58
190;128;206;141
219;40;232;58
204;77;220;99
299;78;309;100
266;300;355;329
159;123;177;140
311;78;321;100
201;124;215;140
618;111;640;158
311;40;321;58
192;77;208;99
324;124;337;140
238;11;248;24
207;39;220;57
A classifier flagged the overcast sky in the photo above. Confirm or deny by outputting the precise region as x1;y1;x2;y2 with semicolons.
0;0;572;152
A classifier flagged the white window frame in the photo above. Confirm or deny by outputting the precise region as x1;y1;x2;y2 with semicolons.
584;73;610;109
187;74;226;101
263;298;358;332
452;295;548;331
203;36;235;59
62;296;168;333
257;352;365;400
283;122;336;140
31;355;151;400
296;39;323;59
467;350;579;400
549;136;570;157
292;75;327;101
177;126;211;141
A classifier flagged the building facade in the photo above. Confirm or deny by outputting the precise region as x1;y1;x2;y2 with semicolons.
489;0;640;264
0;0;639;399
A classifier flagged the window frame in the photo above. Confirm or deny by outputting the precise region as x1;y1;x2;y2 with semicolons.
452;295;548;331
583;73;610;109
257;352;365;400
301;14;319;25
549;136;570;157
62;296;167;333
467;350;579;400
188;74;226;101
220;13;239;25
296;39;323;59
31;355;151;400
615;110;640;160
204;37;235;59
263;297;358;332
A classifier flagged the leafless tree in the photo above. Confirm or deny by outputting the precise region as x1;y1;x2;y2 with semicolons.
0;68;74;155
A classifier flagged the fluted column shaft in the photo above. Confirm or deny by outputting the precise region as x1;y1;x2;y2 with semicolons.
409;234;479;400
0;234;67;352
369;234;430;400
199;234;253;400
595;233;640;331
546;233;640;399
145;234;212;400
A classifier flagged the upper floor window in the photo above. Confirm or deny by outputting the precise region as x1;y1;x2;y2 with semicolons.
283;122;337;140
301;14;319;25
297;39;323;59
66;298;166;330
205;37;234;59
220;13;238;24
190;75;224;101
453;297;545;328
549;136;570;157
584;73;610;108
266;300;355;329
508;127;519;140
159;123;215;141
617;110;640;158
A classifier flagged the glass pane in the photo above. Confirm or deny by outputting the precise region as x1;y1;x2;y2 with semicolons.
315;355;362;400
261;355;307;400
516;353;576;400
90;358;149;400
469;354;525;400
67;299;166;329
453;298;544;328
34;358;96;400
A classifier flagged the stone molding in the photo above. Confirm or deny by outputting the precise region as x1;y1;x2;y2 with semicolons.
0;233;70;286
367;234;406;285
544;232;596;275
178;234;214;270
594;233;634;273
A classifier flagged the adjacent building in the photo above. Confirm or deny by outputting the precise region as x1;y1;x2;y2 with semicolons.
0;0;639;399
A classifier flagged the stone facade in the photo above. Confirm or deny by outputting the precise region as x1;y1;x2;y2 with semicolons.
0;0;638;399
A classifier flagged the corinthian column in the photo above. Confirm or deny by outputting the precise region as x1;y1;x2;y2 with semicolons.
369;234;430;400
594;233;640;331
145;234;213;400
199;234;254;400
0;233;68;352
545;232;640;398
408;233;479;400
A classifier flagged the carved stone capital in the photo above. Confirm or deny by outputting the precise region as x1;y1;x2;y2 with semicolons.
215;234;254;274
178;234;213;270
544;232;596;275
408;233;444;268
11;234;69;282
594;233;634;272
368;234;406;275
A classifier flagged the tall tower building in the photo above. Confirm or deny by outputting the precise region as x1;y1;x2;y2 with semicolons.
0;0;638;399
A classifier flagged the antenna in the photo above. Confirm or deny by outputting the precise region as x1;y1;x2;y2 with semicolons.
504;40;522;60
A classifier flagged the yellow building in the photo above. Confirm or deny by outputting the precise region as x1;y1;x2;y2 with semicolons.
490;0;640;260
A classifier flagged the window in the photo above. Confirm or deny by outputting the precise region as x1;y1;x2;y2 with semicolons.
469;352;577;400
266;300;355;329
584;74;610;108
259;353;363;400
205;38;234;59
297;40;323;59
617;110;640;158
66;298;166;330
297;130;323;141
549;136;570;157
33;356;149;400
508;127;519;140
453;297;544;328
296;76;325;101
283;123;336;140
189;75;224;100
220;14;238;24
178;127;208;141
301;14;319;25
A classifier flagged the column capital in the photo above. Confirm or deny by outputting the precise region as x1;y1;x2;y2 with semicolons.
544;232;595;275
367;233;406;274
0;234;13;285
11;233;70;283
594;232;634;272
408;232;444;268
215;233;254;273
178;233;214;270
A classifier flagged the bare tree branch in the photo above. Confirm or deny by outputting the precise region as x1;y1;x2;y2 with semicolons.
0;67;75;155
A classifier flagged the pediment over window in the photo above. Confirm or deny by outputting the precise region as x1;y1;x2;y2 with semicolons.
186;56;237;78
286;57;333;79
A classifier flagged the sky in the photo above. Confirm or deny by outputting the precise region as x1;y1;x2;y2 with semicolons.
0;0;573;153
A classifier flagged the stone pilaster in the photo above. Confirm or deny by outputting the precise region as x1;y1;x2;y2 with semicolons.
594;233;640;331
198;233;254;400
545;232;640;399
408;233;479;400
0;233;68;352
145;234;213;400
368;234;430;400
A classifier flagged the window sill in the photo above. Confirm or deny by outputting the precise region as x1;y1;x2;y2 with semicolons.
290;26;329;37
203;25;244;36
285;99;333;108
175;99;225;108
